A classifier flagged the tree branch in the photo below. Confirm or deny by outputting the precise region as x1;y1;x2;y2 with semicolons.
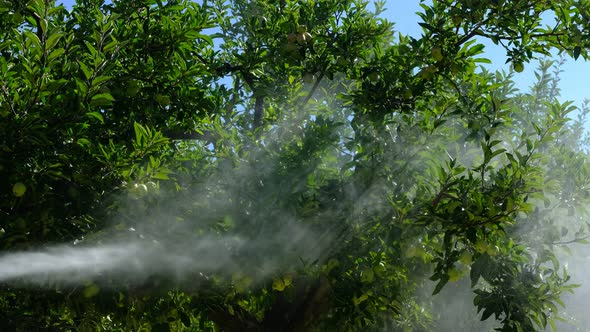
163;129;215;142
252;95;264;131
302;72;325;107
474;31;565;42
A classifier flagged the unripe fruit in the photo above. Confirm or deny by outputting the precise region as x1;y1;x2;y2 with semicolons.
336;56;348;66
402;89;413;99
154;94;170;106
136;183;148;194
129;183;148;198
296;33;307;45
486;245;500;256
126;80;140;97
373;262;385;277
404;244;426;258
368;72;380;82
475;239;488;254
12;182;26;197
513;62;524;73
447;267;462;282
287;33;297;43
417;65;437;79
283;42;297;53
459;251;472;265
431;46;444;61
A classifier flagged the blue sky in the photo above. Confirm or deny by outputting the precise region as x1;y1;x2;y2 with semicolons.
57;0;590;107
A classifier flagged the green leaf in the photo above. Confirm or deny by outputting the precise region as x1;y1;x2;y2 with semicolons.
84;40;98;57
573;46;581;60
45;32;63;50
78;61;92;80
90;93;115;107
47;47;65;61
76;138;91;147
91;75;111;88
86;112;105;124
418;22;435;32
432;274;449;295
23;30;41;49
464;44;485;57
152;172;170;180
480;308;493;321
184;30;214;47
473;57;491;64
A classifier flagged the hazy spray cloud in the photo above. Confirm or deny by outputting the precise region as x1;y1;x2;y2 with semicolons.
0;192;333;288
0;112;344;288
0;90;589;332
0;233;248;286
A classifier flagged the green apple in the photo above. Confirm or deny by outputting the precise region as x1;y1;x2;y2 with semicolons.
431;46;444;61
513;62;524;73
136;183;148;194
403;89;413;99
475;239;488;254
336;56;348;66
126;80;140;97
12;182;26;197
287;32;297;43
486;245;500;256
302;32;312;44
296;33;308;45
417;65;437;79
458;251;472;265
232;273;253;293
282;42;298;54
129;183;148;198
368;72;380;82
447;267;462;282
404;244;426;258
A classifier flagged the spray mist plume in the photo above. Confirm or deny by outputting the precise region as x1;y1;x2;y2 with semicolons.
0;126;342;288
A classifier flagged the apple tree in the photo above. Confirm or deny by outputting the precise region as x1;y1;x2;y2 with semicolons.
2;0;590;331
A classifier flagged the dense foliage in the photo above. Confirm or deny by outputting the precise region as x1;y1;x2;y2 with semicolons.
2;0;590;331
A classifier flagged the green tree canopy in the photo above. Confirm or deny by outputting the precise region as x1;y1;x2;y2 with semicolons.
2;0;590;331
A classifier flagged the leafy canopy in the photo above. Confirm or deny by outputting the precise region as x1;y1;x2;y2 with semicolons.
2;0;590;331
